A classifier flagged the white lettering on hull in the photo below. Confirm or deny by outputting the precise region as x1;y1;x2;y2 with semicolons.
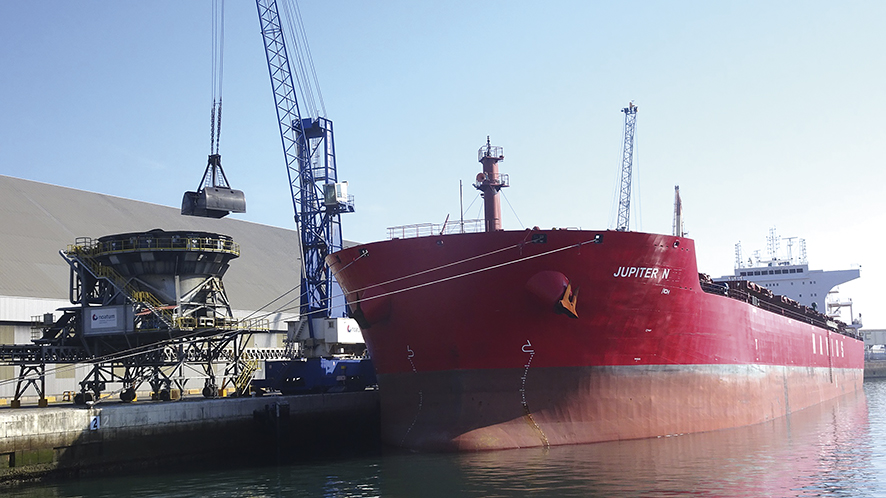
613;266;671;280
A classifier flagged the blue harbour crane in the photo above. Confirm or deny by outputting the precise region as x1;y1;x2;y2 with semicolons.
252;0;373;395
256;0;354;340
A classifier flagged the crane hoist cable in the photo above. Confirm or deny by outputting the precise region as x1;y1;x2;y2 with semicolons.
279;0;325;119
181;0;247;219
209;0;225;158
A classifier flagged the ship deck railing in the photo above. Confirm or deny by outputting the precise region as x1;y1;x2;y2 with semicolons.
700;281;860;340
387;219;485;239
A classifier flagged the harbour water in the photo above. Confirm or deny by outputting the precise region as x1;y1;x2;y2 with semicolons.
7;380;886;497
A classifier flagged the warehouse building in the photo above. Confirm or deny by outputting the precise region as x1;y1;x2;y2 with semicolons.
0;174;303;401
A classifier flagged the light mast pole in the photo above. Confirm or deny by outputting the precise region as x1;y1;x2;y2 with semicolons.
474;137;509;232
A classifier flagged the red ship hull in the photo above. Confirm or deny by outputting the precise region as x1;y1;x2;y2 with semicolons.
327;229;864;451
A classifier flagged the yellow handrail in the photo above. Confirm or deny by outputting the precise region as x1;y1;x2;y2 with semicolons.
234;359;259;395
67;247;173;326
68;235;240;258
66;242;268;332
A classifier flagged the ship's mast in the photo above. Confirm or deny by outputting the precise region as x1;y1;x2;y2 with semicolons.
474;137;509;232
616;102;638;231
672;185;683;237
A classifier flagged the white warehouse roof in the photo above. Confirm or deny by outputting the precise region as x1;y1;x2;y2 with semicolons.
0;174;302;327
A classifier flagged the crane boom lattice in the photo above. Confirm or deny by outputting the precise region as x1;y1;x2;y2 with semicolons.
616;102;638;231
256;0;353;337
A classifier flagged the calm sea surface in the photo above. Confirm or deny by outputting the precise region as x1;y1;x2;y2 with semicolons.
9;380;886;498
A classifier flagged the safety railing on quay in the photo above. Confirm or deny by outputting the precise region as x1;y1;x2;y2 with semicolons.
173;316;270;331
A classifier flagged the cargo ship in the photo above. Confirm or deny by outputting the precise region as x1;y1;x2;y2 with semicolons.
326;140;864;451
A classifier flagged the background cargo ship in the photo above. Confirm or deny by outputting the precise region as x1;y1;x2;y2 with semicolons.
327;138;864;451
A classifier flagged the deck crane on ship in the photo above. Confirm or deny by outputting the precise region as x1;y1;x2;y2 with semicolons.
615;102;638;231
251;0;373;394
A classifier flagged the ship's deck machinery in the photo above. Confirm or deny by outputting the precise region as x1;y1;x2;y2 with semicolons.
0;229;270;406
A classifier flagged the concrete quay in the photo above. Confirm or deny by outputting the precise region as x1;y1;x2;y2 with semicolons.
865;360;886;379
0;390;380;483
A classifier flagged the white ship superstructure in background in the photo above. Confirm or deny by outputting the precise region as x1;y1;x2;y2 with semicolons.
717;228;862;329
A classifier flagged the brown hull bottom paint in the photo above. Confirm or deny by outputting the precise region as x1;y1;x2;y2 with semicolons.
378;364;864;451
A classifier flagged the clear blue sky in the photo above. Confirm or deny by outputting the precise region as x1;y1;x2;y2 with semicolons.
1;1;884;328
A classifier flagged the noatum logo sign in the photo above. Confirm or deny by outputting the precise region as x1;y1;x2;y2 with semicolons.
91;310;117;329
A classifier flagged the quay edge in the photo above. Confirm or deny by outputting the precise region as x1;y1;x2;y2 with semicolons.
0;391;379;484
865;360;886;379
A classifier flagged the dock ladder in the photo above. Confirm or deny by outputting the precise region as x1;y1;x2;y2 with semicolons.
234;359;259;396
